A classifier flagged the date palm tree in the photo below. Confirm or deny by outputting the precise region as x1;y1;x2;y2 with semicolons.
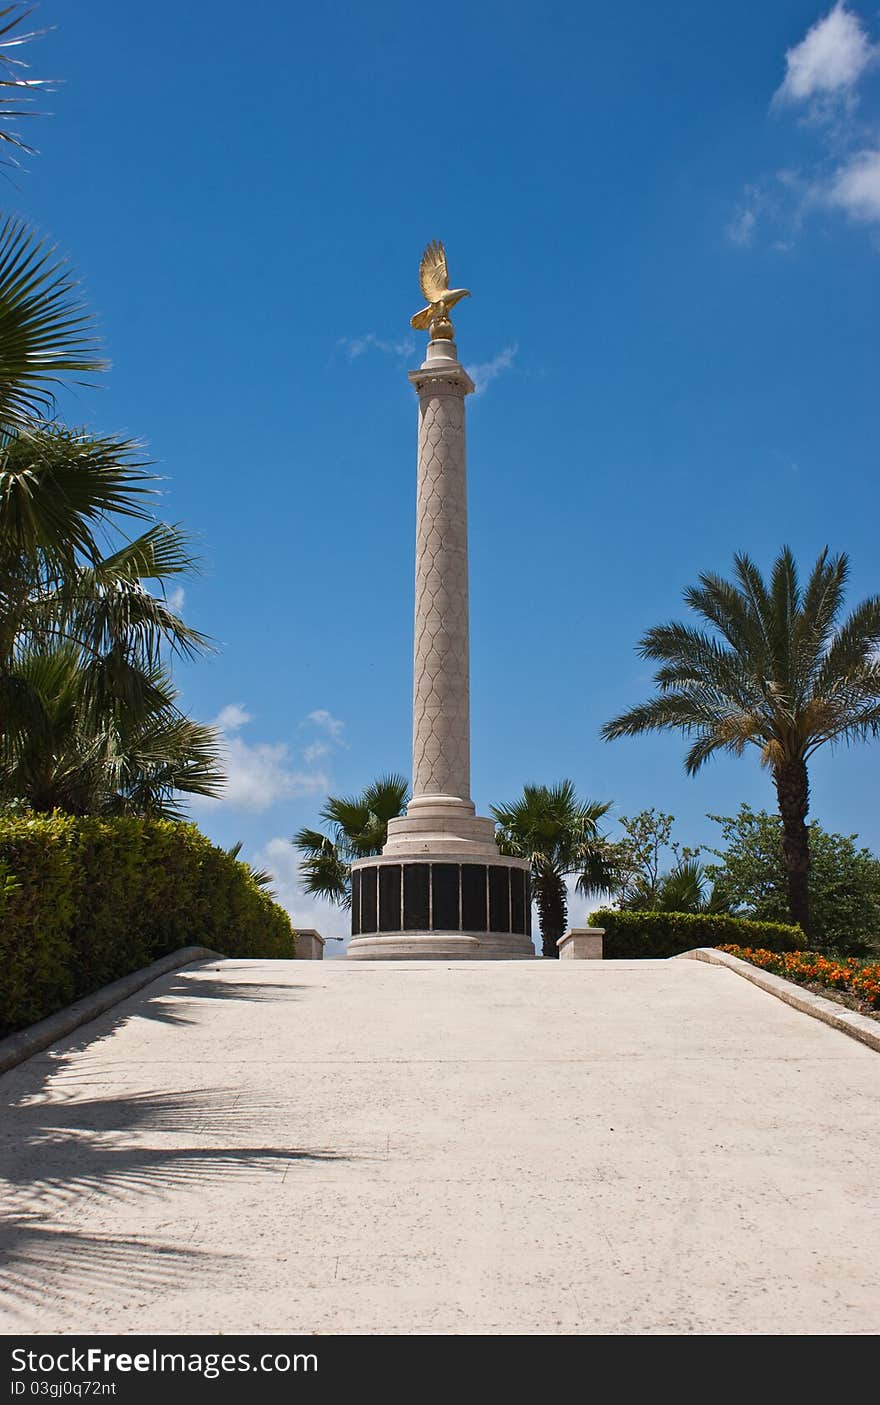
294;774;410;907
602;548;880;934
491;780;623;957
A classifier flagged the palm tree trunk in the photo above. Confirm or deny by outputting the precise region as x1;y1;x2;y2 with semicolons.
774;758;811;935
535;869;567;958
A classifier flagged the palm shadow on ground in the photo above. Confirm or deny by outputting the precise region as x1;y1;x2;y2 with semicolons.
0;965;360;1322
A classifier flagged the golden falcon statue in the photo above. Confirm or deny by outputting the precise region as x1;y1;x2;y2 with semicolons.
411;240;470;341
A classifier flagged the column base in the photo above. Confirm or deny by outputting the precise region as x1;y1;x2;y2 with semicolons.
348;848;534;961
347;931;534;961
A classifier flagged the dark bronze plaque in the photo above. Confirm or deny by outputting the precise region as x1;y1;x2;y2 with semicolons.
360;865;378;934
379;864;402;932
489;865;511;933
461;864;488;932
351;868;361;936
432;863;460;930
403;864;430;930
510;866;527;935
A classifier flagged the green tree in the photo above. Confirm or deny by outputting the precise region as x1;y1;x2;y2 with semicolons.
0;5;53;168
0;427;220;814
0;647;221;817
0;11;106;432
602;548;880;935
705;805;880;955
613;808;729;913
294;774;410;907
491;780;623;958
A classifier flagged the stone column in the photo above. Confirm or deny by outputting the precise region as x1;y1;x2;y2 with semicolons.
410;339;473;806
346;332;533;960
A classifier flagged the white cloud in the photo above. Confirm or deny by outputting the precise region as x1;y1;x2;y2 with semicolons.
470;343;518;396
826;147;880;220
732;8;880;249
215;702;251;732
338;332;415;360
776;3;876;105
303;740;332;764
166;585;185;614
727;190;762;246
193;706;329;813
257;837;350;952
304;709;346;742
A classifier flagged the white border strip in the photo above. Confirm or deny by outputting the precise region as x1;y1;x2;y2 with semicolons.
0;946;223;1075
677;947;880;1054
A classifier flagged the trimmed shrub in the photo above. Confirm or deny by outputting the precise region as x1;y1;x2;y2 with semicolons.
0;813;296;1037
589;908;805;959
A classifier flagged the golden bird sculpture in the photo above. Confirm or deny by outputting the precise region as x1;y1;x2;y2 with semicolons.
410;240;470;341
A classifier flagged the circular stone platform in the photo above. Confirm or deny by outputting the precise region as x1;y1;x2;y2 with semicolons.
347;857;534;960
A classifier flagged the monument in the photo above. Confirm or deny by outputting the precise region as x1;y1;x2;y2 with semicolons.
347;243;533;959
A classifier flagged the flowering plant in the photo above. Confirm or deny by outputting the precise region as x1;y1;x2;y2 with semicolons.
719;946;880;1010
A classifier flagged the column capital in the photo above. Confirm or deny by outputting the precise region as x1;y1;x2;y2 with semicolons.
409;339;474;396
408;365;474;397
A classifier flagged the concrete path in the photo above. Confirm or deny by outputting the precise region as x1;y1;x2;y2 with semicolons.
1;958;878;1336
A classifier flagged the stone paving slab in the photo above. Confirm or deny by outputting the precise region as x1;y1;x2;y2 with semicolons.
1;958;877;1335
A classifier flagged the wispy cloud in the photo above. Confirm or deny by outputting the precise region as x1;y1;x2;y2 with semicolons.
192;705;330;813
302;739;332;765
726;186;764;246
775;2;876;108
470;343;518;396
826;146;880;220
303;708;346;743
731;4;880;247
338;332;415;360
166;585;185;614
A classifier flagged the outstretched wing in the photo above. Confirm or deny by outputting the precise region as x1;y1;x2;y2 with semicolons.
419;240;449;303
410;306;433;330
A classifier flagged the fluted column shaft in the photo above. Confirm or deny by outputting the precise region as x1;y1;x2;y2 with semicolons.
408;355;474;803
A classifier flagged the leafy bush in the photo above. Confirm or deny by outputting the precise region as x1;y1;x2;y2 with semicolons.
705;805;880;955
589;908;805;959
0;813;296;1036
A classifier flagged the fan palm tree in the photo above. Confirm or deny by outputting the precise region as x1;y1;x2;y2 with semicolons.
491;780;623;957
294;773;410;907
1;425;209;742
621;857;732;915
0;11;106;430
602;548;880;934
0;425;219;816
0;4;53;168
0;647;222;817
0;217;106;434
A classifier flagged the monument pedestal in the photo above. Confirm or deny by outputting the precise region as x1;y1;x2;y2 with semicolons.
347;272;533;960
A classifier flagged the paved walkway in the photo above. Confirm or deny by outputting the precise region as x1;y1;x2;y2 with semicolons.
1;958;878;1335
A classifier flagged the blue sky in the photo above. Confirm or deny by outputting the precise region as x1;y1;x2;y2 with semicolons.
22;1;880;945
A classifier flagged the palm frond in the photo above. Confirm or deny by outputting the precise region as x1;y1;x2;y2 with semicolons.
0;426;154;572
0;218;107;431
0;5;54;163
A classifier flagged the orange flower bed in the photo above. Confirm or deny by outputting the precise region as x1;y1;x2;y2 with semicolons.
719;946;880;1010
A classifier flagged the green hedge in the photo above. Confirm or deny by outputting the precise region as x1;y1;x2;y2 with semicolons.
0;813;296;1037
589;908;805;959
